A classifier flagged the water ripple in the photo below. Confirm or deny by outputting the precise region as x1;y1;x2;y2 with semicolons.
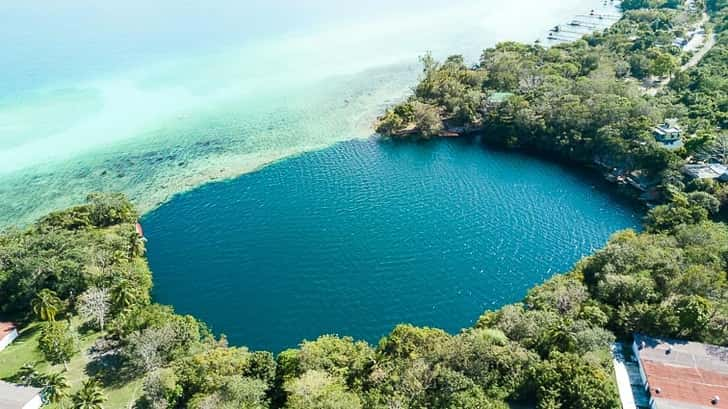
143;138;641;351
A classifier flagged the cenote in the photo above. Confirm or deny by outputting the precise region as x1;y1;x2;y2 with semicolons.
144;138;641;352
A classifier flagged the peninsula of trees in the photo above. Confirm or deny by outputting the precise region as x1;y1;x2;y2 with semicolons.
1;0;727;408
379;0;728;226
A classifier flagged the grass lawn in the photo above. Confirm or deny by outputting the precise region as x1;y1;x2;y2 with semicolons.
0;322;45;378
0;320;144;408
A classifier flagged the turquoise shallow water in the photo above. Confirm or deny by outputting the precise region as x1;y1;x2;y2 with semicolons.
143;138;641;352
0;0;618;228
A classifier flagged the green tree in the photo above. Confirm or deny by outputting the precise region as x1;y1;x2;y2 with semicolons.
72;379;107;409
442;329;537;400
42;371;71;406
412;102;443;138
535;352;620;409
378;324;450;360
284;370;361;409
140;369;182;409
629;53;652;78
87;192;138;227
426;367;508;409
38;321;77;371
16;363;40;387
111;280;138;312
673;295;713;338
296;335;374;389
32;289;62;322
189;377;269;409
127;227;146;259
541;321;579;355
645;193;709;232
176;347;252;398
649;50;678;77
688;191;721;214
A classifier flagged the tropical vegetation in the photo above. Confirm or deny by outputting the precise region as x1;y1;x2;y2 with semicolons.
1;0;727;407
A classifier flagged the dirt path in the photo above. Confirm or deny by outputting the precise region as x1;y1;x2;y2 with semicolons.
643;12;716;95
681;24;717;71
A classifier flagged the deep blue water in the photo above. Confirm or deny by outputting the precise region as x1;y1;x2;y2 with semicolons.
143;138;640;352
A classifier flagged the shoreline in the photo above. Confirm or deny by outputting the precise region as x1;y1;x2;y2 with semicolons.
143;134;642;352
0;1;725;407
0;0;624;231
138;133;647;221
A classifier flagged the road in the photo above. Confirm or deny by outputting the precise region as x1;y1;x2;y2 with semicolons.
681;18;717;72
644;12;716;96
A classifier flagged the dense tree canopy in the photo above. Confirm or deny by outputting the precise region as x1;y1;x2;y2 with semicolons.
2;1;728;408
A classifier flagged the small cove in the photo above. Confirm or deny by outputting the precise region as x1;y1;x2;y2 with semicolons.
143;138;641;352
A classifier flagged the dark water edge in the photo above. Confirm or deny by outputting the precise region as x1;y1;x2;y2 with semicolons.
143;136;642;352
384;135;645;214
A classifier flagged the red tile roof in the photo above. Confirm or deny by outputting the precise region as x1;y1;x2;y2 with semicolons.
0;322;16;338
635;334;728;409
643;361;727;408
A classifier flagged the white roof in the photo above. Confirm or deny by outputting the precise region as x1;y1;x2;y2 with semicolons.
655;125;681;134
684;163;728;179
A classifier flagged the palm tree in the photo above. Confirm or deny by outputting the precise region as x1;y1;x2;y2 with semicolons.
111;280;137;312
72;379;106;409
543;321;578;354
32;288;62;321
16;363;38;386
127;228;146;259
42;371;70;406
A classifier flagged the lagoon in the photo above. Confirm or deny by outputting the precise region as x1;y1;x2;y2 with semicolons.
0;0;618;228
1;0;636;352
144;138;640;352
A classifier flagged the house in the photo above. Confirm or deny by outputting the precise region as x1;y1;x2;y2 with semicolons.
672;37;688;48
683;163;728;180
632;334;727;409
0;381;42;409
484;92;515;111
487;92;514;106
653;120;684;150
0;322;18;352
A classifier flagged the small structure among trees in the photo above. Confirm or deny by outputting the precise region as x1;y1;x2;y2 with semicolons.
631;334;728;409
653;119;684;150
682;163;728;180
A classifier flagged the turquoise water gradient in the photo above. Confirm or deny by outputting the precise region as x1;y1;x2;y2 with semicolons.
0;0;616;227
2;1;637;352
143;139;640;352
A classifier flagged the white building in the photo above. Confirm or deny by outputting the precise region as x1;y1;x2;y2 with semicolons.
0;323;18;352
653;120;684;150
683;163;728;181
0;381;42;409
683;163;728;180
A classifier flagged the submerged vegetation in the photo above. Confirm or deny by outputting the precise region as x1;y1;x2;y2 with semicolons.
1;0;727;408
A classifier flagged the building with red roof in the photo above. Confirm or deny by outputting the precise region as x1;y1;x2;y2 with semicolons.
633;334;727;409
0;322;18;352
